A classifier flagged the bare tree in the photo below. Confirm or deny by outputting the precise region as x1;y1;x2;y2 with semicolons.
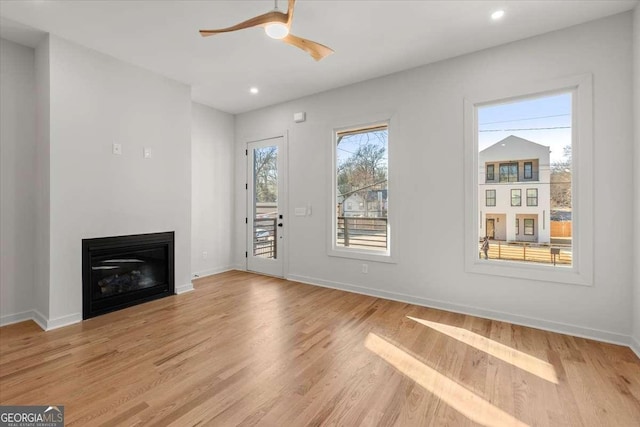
254;147;277;203
337;130;388;216
550;145;571;209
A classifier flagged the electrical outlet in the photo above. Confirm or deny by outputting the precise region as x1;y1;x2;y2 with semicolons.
202;251;208;259
112;142;122;155
362;264;368;274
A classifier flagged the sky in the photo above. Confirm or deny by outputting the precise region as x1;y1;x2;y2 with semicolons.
337;129;388;168
335;92;571;168
478;92;572;164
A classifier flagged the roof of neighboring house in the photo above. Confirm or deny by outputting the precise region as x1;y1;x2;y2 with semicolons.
479;135;551;164
343;190;388;203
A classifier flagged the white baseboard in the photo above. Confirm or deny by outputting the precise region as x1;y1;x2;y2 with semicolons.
32;310;48;331
0;310;80;331
287;273;631;347
175;282;194;294
45;313;82;331
192;265;235;280
631;336;640;360
0;310;35;327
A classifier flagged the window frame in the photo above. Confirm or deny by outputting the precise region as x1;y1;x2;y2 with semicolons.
464;74;594;286
499;162;518;182
524;162;533;179
329;116;395;263
526;188;538;206
486;164;495;181
486;189;496;207
524;218;535;236
515;218;519;235
511;189;521;207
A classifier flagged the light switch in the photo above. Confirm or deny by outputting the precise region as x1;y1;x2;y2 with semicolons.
112;143;122;155
143;148;152;159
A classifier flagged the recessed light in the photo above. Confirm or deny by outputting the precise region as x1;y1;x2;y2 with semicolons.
250;87;259;94
491;10;505;20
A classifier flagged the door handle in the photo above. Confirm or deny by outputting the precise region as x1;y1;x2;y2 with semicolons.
278;223;283;227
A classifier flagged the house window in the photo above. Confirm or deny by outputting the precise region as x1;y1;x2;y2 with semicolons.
511;189;521;206
524;162;533;179
524;219;534;235
499;163;518;182
469;77;594;282
334;122;389;258
486;164;495;181
486;189;496;207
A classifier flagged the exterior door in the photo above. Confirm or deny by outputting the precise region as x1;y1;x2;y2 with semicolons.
247;137;285;277
486;219;495;239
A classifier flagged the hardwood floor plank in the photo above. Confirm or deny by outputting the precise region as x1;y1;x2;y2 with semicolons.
1;271;638;426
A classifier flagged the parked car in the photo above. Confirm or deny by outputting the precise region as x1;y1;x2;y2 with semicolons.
255;228;270;241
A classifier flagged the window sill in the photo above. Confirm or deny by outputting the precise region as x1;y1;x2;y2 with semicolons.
328;247;396;264
466;258;591;286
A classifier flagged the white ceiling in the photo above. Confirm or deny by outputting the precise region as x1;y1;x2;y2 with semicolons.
0;0;637;114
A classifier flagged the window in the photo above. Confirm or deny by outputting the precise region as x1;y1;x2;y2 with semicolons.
511;189;521;206
486;189;496;207
515;218;519;235
468;75;594;284
486;164;495;181
524;219;534;235
524;162;533;179
334;123;389;256
499;163;518;182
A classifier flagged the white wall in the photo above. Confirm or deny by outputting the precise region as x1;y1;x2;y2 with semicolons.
632;4;640;356
34;36;50;323
0;39;37;325
235;13;635;344
43;36;192;326
191;102;235;278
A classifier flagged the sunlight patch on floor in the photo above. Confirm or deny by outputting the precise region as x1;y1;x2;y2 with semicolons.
407;316;558;384
365;332;529;427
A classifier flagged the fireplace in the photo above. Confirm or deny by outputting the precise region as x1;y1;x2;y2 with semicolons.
82;232;175;319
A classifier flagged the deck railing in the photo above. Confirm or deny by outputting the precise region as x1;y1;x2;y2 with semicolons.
337;217;388;250
253;217;277;259
479;240;572;265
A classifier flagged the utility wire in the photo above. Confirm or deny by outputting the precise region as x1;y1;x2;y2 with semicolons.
339;179;388;199
479;126;570;132
479;113;570;125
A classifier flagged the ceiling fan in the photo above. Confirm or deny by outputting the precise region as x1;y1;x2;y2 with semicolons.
199;0;334;61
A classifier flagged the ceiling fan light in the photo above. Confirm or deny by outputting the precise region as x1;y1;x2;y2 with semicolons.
265;23;289;39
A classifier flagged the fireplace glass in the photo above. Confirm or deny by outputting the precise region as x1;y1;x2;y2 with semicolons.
82;232;174;319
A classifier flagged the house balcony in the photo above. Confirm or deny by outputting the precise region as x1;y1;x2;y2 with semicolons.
486;171;540;183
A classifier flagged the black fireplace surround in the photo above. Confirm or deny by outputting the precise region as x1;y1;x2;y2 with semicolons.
82;232;175;319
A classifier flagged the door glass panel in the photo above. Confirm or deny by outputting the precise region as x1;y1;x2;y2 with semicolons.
486;219;495;239
253;145;278;259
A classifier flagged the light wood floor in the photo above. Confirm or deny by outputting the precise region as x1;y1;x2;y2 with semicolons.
1;271;639;426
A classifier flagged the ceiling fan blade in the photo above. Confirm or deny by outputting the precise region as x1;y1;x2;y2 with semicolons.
200;10;287;36
286;0;296;27
282;34;334;61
